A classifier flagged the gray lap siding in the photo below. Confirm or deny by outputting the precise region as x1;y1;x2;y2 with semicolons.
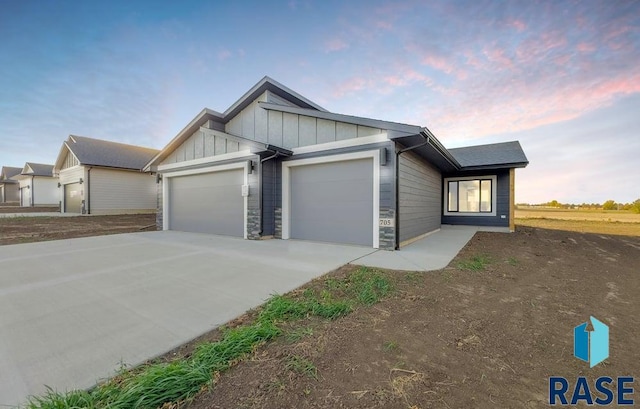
441;169;510;227
398;150;442;244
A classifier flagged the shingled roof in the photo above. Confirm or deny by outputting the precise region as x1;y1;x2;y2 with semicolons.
0;166;22;182
22;163;55;177
64;136;159;171
449;141;529;170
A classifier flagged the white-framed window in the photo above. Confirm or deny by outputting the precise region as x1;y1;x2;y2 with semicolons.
444;175;497;216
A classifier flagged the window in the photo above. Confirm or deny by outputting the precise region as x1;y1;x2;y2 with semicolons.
446;178;493;214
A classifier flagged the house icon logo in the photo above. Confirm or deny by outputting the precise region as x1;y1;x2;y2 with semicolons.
573;316;609;368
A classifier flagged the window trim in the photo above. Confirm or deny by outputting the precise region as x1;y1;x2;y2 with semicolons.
443;175;497;217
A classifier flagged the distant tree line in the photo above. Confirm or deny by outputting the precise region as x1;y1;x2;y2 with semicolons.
516;199;640;213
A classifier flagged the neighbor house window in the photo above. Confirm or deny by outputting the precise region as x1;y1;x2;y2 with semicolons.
446;178;493;213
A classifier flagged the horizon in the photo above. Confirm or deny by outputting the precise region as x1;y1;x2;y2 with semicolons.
1;0;638;204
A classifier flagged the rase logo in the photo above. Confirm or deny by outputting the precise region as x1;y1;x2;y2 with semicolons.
573;316;608;368
549;316;635;406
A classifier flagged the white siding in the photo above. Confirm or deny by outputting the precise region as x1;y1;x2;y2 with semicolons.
32;177;60;206
89;168;156;214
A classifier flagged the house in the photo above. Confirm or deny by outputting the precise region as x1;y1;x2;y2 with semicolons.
0;166;22;203
15;163;59;207
53;136;159;214
145;77;528;250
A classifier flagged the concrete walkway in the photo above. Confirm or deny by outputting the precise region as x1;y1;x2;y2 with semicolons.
0;232;374;407
353;225;509;271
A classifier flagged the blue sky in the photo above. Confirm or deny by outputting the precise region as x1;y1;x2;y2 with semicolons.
1;0;638;204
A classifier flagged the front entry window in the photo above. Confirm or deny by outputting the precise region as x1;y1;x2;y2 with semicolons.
446;178;493;213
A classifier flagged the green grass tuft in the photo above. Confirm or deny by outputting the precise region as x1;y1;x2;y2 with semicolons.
457;254;491;271
286;355;318;380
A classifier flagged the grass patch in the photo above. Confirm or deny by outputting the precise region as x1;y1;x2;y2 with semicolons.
26;267;392;409
286;355;318;380
383;341;399;352
457;254;491;271
286;327;314;343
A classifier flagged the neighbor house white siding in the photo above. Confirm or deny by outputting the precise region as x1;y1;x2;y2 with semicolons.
89;168;156;215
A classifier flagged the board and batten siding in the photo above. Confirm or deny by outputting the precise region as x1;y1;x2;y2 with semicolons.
89;168;156;214
398;150;442;244
160;128;250;166
59;166;85;186
225;91;384;149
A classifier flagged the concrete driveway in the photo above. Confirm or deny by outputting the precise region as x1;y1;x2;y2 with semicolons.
0;231;375;406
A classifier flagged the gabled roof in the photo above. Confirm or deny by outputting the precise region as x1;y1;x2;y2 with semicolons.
55;136;159;172
22;162;55;177
0;166;22;182
146;76;325;168
449;141;529;170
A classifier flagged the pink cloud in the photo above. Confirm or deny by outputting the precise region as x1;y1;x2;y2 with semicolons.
332;77;368;97
576;42;595;53
421;54;454;74
482;46;513;70
324;38;349;53
506;18;527;32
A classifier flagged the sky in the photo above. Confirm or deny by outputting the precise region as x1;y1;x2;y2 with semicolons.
0;0;638;204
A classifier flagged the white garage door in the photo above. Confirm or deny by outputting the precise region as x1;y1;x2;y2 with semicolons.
168;169;244;237
289;158;374;246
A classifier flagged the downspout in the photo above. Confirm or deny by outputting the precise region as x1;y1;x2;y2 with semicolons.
31;176;34;206
259;150;281;235
394;135;430;250
87;167;92;215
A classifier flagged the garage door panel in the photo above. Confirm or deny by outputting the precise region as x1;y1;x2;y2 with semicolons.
64;183;82;213
169;169;244;237
290;158;373;246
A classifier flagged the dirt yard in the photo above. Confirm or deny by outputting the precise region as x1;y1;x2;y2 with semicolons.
0;206;60;213
0;214;157;245
177;227;639;408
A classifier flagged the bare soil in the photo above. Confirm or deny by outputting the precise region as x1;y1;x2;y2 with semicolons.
176;227;640;408
0;206;60;213
0;214;157;245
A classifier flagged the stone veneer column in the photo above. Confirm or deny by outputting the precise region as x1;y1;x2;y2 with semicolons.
378;208;395;250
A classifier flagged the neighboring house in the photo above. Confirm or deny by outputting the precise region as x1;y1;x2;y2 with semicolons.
145;76;528;250
0;166;22;203
53;136;159;214
15;163;59;207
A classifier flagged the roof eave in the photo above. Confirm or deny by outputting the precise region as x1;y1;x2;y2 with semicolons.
457;161;529;172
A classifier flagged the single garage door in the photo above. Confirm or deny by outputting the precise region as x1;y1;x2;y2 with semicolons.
290;158;373;246
168;169;244;237
64;183;82;213
21;187;29;207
